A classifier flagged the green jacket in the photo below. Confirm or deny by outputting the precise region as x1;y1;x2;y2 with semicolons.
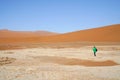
93;47;97;53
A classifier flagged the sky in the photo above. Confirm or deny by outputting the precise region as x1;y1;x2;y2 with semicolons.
0;0;120;33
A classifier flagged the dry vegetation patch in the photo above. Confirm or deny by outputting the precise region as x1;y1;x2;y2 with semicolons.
0;57;16;66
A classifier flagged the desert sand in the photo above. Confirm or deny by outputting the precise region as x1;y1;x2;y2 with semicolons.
0;29;59;38
0;44;120;80
0;24;120;80
0;24;120;44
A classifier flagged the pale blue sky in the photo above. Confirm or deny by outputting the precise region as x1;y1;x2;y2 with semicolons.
0;0;120;33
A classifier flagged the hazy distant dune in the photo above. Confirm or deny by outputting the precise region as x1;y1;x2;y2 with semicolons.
0;29;59;38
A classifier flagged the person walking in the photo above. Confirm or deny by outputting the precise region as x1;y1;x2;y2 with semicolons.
93;46;98;56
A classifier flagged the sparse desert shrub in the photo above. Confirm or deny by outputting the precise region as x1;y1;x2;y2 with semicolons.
5;51;14;54
0;57;16;66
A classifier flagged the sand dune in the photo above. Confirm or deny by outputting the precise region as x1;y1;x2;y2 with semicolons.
0;24;120;43
0;29;59;38
0;25;120;80
42;24;120;42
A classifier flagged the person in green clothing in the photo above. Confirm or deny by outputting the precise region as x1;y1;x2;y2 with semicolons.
93;46;98;56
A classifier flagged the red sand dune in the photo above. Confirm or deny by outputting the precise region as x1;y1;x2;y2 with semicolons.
0;24;120;43
0;29;59;38
43;24;120;42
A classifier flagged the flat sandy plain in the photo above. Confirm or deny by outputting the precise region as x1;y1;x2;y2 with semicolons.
0;42;120;80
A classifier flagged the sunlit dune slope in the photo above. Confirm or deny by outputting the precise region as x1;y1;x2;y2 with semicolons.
0;24;120;43
0;29;59;38
42;24;120;42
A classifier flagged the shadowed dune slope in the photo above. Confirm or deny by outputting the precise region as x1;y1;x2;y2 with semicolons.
0;24;120;43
